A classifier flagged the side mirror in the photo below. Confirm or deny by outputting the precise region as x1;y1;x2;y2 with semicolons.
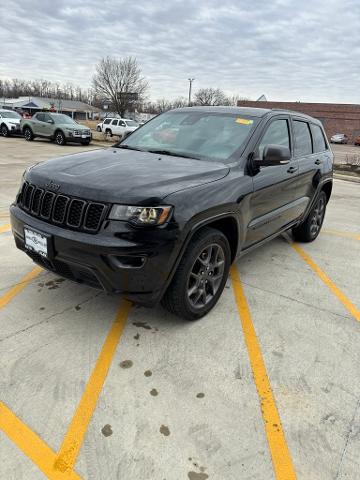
254;144;291;167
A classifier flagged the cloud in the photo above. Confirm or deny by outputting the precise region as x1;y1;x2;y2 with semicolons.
0;0;359;102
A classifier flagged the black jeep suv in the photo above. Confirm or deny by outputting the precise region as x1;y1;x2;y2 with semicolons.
10;107;333;320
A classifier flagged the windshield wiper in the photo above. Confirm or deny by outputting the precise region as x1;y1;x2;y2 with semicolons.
115;144;144;151
145;149;200;160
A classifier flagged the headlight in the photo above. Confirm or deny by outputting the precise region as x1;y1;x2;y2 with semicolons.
109;205;172;226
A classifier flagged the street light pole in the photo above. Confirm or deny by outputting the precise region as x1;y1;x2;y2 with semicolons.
188;78;195;106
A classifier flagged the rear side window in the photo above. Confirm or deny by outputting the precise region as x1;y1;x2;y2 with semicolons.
104;119;111;125
258;119;290;157
112;120;119;126
310;124;327;152
119;120;126;127
293;121;312;156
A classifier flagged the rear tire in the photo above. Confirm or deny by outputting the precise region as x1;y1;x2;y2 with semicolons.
23;127;34;141
55;130;66;145
161;227;231;320
292;191;327;242
1;124;9;137
105;128;112;137
81;140;90;146
96;126;102;132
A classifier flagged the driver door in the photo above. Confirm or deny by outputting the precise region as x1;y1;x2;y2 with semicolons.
245;116;300;247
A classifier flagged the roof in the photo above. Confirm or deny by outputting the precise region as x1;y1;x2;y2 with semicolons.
173;106;272;117
0;96;101;113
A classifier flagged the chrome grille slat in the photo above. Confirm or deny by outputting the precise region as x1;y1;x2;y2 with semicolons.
18;183;107;233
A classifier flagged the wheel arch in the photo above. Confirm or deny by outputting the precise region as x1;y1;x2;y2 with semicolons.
321;181;333;204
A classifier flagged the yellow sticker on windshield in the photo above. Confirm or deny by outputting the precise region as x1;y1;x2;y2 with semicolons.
236;118;253;125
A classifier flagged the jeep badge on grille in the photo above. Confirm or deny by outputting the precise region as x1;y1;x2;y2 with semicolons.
45;180;60;191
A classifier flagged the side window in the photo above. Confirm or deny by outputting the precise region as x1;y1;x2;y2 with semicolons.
119;120;126;127
112;119;118;126
104;119;111;125
43;114;52;123
293;121;312;156
258;119;290;158
36;113;45;122
310;124;327;152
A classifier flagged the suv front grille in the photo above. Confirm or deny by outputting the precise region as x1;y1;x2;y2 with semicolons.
19;182;108;233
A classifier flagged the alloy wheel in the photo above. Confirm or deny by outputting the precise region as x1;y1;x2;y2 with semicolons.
310;195;325;237
187;243;225;309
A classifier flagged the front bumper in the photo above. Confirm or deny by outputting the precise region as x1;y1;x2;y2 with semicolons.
65;132;92;143
9;124;21;134
10;205;180;305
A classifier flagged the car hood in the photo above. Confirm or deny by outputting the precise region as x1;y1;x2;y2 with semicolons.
27;148;230;204
58;123;89;130
4;117;21;124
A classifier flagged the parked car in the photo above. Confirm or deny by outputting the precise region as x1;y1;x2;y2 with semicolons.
21;113;92;145
10;107;333;320
102;118;139;137
330;133;348;144
0;109;22;137
354;135;360;146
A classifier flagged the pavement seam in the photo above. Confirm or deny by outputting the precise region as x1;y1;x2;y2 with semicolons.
241;280;353;322
0;292;103;343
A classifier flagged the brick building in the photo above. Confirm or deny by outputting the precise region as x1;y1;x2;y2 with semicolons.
237;100;360;142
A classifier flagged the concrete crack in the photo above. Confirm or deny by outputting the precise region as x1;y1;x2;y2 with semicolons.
334;396;360;479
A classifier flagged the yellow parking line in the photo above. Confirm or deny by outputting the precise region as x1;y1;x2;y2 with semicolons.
0;223;11;234
0;266;42;310
322;229;360;241
291;243;360;322
230;265;297;480
54;299;132;474
0;299;131;478
0;402;82;480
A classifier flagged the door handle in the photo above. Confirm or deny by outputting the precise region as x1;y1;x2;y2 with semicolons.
287;166;298;174
314;159;322;165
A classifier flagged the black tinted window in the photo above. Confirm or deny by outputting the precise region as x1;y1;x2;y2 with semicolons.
293;121;312;156
112;120;118;126
119;121;126;127
259;120;290;157
104;119;111;124
310;124;327;152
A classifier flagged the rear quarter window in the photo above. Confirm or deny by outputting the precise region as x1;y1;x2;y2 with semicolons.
293;120;312;156
310;124;328;152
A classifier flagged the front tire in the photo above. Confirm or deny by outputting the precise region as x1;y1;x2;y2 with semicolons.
55;130;66;145
292;191;327;242
1;124;9;137
23;127;34;141
81;140;90;146
162;227;231;320
96;126;102;132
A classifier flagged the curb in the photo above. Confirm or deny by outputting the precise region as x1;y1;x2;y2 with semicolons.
334;173;360;184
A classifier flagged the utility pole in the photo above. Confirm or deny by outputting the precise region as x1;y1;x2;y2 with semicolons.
188;78;195;106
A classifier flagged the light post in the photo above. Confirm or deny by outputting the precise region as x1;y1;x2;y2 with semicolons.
188;78;195;106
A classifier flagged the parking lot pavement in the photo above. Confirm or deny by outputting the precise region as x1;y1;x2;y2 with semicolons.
1;137;360;479
332;143;360;164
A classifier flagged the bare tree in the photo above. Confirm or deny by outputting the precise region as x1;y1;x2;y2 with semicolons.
194;88;228;106
92;56;148;117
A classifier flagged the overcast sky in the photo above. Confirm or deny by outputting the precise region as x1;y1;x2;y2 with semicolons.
0;0;358;103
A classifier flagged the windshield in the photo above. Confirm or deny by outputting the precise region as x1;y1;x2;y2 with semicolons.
1;110;21;119
125;120;138;127
53;114;77;125
117;110;258;162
